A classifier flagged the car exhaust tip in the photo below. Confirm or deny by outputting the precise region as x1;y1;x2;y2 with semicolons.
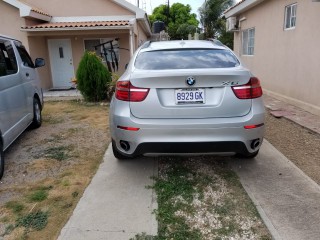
120;140;130;151
251;139;260;150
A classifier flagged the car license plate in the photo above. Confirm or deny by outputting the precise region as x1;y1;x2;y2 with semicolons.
175;89;205;104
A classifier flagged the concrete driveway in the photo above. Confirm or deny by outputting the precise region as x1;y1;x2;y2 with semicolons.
58;140;320;240
58;145;158;240
230;140;320;240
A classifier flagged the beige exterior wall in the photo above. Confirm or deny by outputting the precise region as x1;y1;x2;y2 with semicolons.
233;0;320;115
0;1;29;48
23;0;133;17
27;36;52;89
0;0;150;90
136;22;148;47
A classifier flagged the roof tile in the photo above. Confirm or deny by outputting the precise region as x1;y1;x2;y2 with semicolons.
21;21;130;30
18;0;51;17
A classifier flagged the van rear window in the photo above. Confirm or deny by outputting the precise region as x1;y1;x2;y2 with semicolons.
135;49;240;70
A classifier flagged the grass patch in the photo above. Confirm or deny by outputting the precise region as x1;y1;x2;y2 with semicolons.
151;157;271;240
3;224;15;236
28;189;48;202
5;201;25;214
16;211;48;231
130;232;156;240
44;146;72;161
43;116;64;124
0;101;109;239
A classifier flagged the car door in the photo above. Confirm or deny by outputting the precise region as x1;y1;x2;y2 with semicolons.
14;42;37;121
0;39;25;149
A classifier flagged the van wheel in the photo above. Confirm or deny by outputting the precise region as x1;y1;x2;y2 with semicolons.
0;143;4;180
31;98;42;129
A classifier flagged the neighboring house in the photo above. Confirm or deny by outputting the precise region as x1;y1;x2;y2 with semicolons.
225;0;320;116
0;0;151;89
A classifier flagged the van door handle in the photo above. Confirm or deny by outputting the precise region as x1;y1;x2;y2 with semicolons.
26;73;29;77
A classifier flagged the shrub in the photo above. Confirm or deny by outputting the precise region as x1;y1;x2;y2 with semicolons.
106;73;120;101
76;51;112;102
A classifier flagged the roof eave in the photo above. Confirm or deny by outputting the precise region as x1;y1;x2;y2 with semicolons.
112;0;146;19
20;26;131;32
137;14;152;36
3;0;51;21
224;0;266;18
29;11;52;22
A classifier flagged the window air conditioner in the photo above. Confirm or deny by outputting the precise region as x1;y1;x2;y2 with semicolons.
226;17;239;32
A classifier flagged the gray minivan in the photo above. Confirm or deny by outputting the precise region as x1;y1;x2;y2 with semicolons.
0;35;45;179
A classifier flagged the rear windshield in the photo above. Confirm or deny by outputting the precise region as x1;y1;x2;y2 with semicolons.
135;49;240;70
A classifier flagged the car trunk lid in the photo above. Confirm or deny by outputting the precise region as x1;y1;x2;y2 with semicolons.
129;68;252;119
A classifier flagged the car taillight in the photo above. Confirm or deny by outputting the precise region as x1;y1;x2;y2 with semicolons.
115;81;149;102
232;77;263;99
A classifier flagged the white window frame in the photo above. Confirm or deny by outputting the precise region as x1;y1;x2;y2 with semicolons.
284;3;297;30
242;28;255;56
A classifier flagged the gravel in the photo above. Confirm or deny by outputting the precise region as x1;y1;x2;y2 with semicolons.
265;111;320;185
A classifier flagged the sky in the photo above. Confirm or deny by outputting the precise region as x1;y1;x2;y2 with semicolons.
126;0;241;16
126;0;206;16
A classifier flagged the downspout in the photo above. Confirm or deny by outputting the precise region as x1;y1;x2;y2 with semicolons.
129;19;136;57
129;28;134;57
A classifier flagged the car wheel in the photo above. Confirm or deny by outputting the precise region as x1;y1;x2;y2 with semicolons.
0;142;4;180
31;98;42;129
236;150;259;159
112;140;133;160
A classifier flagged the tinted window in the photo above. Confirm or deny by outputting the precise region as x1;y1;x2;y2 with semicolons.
0;41;18;76
16;45;34;68
135;49;240;70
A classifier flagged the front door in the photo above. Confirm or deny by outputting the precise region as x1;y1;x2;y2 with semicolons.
48;39;74;88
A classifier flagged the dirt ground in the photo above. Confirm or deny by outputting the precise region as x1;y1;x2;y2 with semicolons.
0;101;109;239
0;99;318;239
265;112;320;185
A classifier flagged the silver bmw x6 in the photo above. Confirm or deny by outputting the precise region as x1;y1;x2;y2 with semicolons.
110;40;265;159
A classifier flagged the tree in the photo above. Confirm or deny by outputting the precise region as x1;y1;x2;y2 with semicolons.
217;18;234;49
176;24;197;39
76;51;112;102
199;0;234;48
149;3;199;40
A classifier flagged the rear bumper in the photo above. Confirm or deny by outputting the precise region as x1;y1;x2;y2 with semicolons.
133;141;252;156
110;98;265;156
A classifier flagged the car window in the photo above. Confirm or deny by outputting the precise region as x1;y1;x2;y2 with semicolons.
135;49;240;70
16;45;34;68
0;41;18;76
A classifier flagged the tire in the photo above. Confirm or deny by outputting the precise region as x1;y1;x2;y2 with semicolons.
235;150;259;159
30;98;42;129
112;140;133;160
0;142;4;180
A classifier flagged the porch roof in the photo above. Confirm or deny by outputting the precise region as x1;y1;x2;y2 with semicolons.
21;20;130;31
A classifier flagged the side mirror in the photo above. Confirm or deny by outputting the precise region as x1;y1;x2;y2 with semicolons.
35;58;45;68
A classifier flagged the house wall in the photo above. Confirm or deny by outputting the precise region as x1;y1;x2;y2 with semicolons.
27;30;131;88
23;0;133;17
28;36;52;89
0;1;29;48
233;0;320;116
136;21;148;47
1;0;150;89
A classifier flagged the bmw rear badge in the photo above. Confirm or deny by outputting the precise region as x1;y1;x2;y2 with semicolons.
186;76;196;86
